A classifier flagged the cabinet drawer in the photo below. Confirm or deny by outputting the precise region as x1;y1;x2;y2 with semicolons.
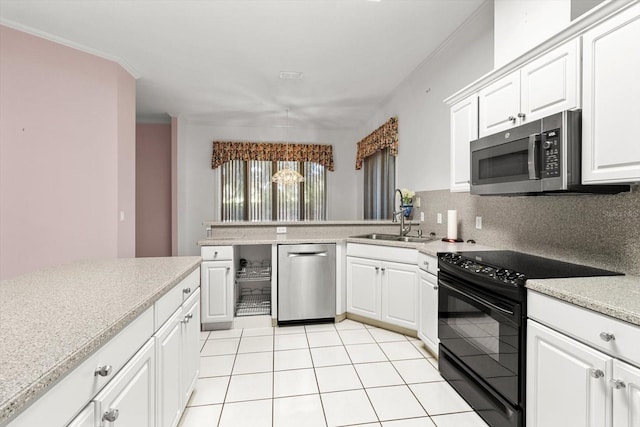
417;252;437;276
155;268;200;328
528;290;640;366
9;307;154;427
201;246;233;261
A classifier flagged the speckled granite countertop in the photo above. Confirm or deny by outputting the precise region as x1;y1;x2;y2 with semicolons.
527;275;640;326
0;256;201;425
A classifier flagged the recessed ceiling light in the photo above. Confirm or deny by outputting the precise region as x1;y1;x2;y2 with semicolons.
279;71;304;80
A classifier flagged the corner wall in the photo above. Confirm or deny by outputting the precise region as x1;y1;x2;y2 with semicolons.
354;1;495;218
0;25;136;279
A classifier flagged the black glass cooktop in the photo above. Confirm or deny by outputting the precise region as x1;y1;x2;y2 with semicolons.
453;250;623;279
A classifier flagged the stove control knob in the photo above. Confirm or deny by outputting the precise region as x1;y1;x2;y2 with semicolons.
496;269;506;277
507;272;518;280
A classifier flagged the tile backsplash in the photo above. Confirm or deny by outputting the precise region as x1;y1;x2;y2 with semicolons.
412;186;640;275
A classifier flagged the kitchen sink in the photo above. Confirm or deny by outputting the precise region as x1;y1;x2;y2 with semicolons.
351;233;435;243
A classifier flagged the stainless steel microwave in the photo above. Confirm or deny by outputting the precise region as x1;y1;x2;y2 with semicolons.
470;111;629;195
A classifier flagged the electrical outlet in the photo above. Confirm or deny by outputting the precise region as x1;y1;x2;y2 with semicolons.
437;213;442;224
415;197;421;208
420;211;425;222
119;211;125;222
476;216;482;229
276;226;287;234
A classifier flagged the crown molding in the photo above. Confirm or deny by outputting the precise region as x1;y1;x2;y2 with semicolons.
0;18;141;79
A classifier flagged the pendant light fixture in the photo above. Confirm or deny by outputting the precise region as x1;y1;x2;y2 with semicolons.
272;109;305;184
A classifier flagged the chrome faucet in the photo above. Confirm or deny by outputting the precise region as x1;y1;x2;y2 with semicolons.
392;188;412;236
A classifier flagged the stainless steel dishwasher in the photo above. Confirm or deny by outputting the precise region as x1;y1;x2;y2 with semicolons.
277;243;336;323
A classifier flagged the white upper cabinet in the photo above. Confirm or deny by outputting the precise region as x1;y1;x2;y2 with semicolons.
582;3;640;184
478;71;521;137
520;38;580;122
450;94;478;192
478;39;580;138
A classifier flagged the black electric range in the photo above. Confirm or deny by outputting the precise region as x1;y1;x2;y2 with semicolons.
437;250;622;427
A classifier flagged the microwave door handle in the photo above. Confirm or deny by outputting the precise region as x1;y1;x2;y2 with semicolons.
528;133;541;180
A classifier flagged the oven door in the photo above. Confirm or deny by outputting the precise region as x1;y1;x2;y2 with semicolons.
438;271;522;405
471;119;543;195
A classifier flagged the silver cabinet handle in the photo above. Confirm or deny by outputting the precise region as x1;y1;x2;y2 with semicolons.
103;408;119;422
423;261;429;269
432;284;438;290
226;267;230;272
375;266;380;272
94;365;112;377
508;115;517;122
590;369;604;379
611;379;626;389
381;267;386;273
600;332;615;342
183;287;191;294
517;112;526;119
181;313;193;324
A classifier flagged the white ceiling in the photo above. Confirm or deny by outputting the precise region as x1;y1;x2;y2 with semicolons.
0;0;485;129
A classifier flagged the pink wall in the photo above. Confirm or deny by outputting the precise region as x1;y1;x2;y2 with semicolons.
0;26;136;279
136;123;172;257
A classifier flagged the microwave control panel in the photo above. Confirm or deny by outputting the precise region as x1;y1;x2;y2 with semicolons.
542;129;561;178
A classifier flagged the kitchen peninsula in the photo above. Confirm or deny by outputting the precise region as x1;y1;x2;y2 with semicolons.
0;256;201;427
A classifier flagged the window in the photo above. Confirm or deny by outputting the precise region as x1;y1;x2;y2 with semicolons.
221;160;326;221
363;148;395;220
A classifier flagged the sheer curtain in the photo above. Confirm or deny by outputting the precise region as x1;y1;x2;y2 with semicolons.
363;148;395;220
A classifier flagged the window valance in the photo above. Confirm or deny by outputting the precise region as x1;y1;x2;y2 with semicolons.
355;117;398;170
211;141;335;171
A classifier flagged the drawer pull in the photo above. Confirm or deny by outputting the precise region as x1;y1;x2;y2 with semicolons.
599;332;615;342
214;251;218;257
381;267;386;273
610;379;626;389
181;313;194;324
183;287;191;294
103;408;119;422
590;369;604;379
508;115;517;122
94;365;112;377
375;267;380;272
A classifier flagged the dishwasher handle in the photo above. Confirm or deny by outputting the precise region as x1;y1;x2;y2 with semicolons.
287;251;328;257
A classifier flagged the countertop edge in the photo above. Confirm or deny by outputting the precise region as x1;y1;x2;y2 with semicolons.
0;258;202;425
526;278;640;327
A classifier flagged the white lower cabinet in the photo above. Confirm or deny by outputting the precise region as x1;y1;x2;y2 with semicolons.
67;404;95;427
156;288;201;427
380;261;418;330
201;259;234;326
94;339;156;427
346;244;418;331
527;290;640;427
346;256;380;319
418;268;438;356
527;320;610;427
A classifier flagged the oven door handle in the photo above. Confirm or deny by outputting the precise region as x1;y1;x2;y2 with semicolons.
438;280;515;316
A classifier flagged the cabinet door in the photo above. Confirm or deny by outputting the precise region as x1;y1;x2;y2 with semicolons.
380;261;418;330
613;359;640;427
527;320;611;427
94;339;155;427
182;290;201;407
582;3;640;184
450;94;478;192
418;270;438;356
520;39;580;122
155;309;182;427
67;403;96;427
201;261;233;323
478;71;520;137
346;257;380;320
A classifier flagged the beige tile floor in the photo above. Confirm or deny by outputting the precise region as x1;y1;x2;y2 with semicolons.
179;319;489;427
